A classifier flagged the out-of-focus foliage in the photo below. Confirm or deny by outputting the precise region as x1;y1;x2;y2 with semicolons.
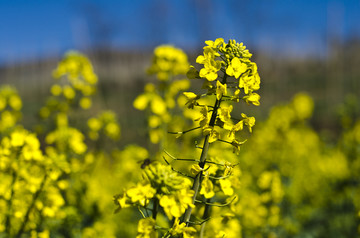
134;45;191;146
0;52;139;237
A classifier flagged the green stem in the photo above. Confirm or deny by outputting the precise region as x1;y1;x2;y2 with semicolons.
182;98;222;225
168;126;201;135
152;196;159;220
182;74;228;226
199;197;212;238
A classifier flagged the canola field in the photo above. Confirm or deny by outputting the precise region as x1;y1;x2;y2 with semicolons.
0;39;359;238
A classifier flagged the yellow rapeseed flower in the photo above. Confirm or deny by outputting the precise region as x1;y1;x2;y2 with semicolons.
197;48;222;81
159;188;194;219
200;175;215;199
241;113;255;133
127;183;156;206
170;218;197;238
137;218;157;238
226;57;247;79
243;92;260;106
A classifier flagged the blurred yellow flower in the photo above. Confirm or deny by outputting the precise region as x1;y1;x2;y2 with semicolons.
226;57;247;79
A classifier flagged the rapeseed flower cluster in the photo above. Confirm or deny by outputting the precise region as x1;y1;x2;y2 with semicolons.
183;38;260;154
134;45;191;145
1;39;358;238
0;124;66;236
147;45;190;81
0;51;128;237
87;111;121;141
39;51;97;121
0;86;22;133
114;162;194;220
115;39;262;237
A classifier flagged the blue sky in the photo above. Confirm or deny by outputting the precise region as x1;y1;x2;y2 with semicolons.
0;0;359;64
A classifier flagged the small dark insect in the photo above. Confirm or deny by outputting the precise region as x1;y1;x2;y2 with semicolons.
138;158;153;169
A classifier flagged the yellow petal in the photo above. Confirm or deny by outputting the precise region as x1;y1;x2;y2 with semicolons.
133;94;149;110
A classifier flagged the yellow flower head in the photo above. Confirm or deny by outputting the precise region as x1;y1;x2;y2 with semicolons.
183;92;200;109
226;57;247;79
204;38;225;49
170;218;197;238
147;45;190;81
241;113;255;133
243;92;261;106
137;218;157;238
126;183;156;206
196;106;210;129
218;105;233;123
159;188;195;219
200;175;215;198
196;48;222;81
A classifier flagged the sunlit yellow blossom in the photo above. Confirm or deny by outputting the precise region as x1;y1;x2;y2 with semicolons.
258;171;273;189
23;134;43;160
197;48;222;81
225;120;244;141
127;183;156;206
218;105;233;123
196;106;210;128
183;92;200;109
63;85;76;99
143;162;192;193
10;130;27;147
220;179;234;196
1;111;17;129
53;51;98;86
196;48;219;64
150;95;166;115
148;115;161;128
9;95;22;110
113;193;132;212
241;113;255;133
88;118;102;131
137;218;157;238
147;45;189;81
243;92;260;106
79;97;92;109
0;97;6;111
105;122;121;140
170;218;197;238
56;113;68;127
203;126;220;143
239;71;260;95
200;176;215;198
51;84;62;96
292;93;314;119
226;57;247;79
159;188;195;219
205;38;224;49
45;127;87;154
